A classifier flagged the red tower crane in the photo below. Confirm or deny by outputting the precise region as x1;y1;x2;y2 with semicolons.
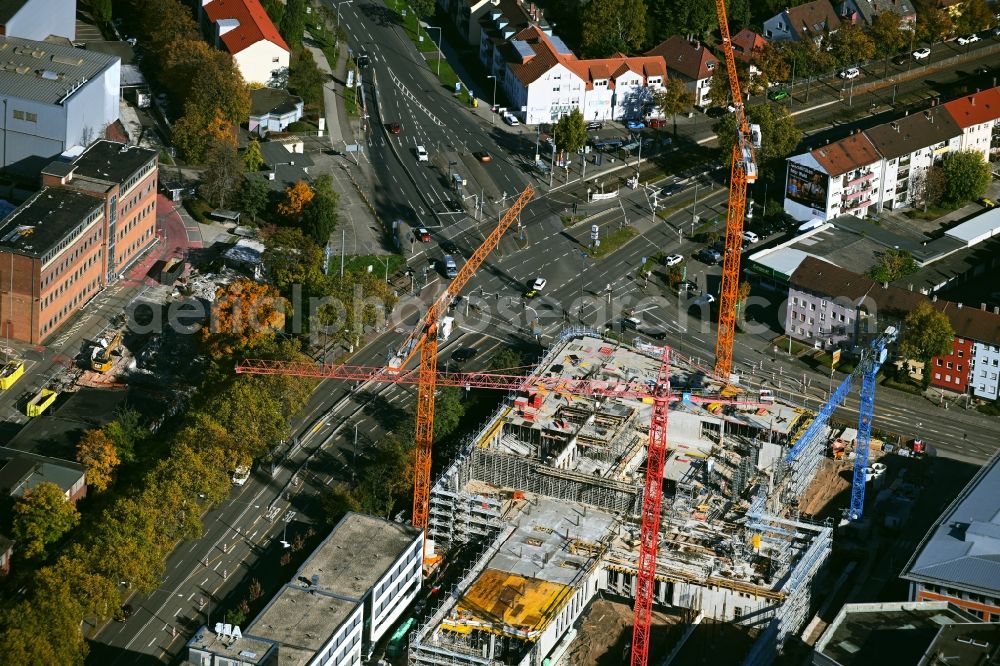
713;0;759;380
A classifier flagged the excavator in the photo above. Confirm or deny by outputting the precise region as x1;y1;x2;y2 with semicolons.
90;330;122;373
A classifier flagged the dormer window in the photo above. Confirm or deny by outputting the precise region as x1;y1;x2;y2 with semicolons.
706;62;715;70
594;79;607;87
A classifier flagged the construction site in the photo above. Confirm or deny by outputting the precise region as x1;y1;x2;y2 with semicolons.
407;331;838;666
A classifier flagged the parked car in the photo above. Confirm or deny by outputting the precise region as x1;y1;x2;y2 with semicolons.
415;145;428;162
838;67;860;79
523;288;539;299
585;121;604;130
451;348;478;363
957;34;980;45
503;112;520;126
473;150;492;163
912;47;931;59
648;118;667;128
696;248;722;264
416;227;432;242
691;293;715;307
660;184;682;197
742;231;759;244
532;277;547;290
662;254;684;267
768;89;789;101
626;120;646;129
676;280;698;295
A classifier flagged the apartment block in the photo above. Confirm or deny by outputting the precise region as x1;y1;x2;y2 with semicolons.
42;140;159;281
942;87;1000;163
784;131;883;222
188;513;421;666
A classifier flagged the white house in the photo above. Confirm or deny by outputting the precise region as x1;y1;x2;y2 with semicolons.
645;36;718;107
573;57;665;123
249;87;304;136
784;131;883;222
0;0;76;41
202;0;290;86
942;87;1000;164
0;37;121;174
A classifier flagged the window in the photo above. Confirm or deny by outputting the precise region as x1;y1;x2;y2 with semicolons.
958;350;964;358
947;362;953;369
954;376;961;384
937;359;943;366
958;365;963;371
945;375;951;382
810;303;816;311
12;110;23;120
24;112;36;123
935;372;941;379
273;57;279;62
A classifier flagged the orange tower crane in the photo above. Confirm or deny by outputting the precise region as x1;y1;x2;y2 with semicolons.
713;0;760;380
384;184;532;532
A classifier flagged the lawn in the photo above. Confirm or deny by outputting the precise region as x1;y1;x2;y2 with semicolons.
905;203;959;221
590;227;637;258
772;335;811;356
344;85;358;116
336;253;407;277
881;375;924;396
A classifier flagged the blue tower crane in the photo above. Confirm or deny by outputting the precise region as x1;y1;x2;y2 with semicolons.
783;326;898;521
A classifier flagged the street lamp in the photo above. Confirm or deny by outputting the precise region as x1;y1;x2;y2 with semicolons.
425;25;443;77
487;75;497;124
336;0;353;31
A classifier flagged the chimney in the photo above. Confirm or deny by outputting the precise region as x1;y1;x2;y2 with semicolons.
958;302;963;309
932;295;938;302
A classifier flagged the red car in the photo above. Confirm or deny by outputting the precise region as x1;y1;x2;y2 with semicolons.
389;122;403;134
648;118;667;128
416;227;431;242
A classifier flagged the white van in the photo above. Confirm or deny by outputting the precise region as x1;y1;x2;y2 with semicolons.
443;255;458;279
232;465;251;486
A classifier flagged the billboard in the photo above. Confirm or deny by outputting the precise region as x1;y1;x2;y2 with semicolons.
785;162;828;212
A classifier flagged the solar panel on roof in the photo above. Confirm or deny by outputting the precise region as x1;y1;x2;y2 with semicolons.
548;35;573;55
511;40;533;59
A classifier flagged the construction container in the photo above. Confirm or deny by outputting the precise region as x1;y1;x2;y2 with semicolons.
26;388;57;417
0;360;24;389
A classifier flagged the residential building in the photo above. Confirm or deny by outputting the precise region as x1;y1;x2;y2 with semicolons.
188;513;422;665
763;0;841;43
942;87;1000;163
499;25;666;124
200;0;290;86
646;36;719;107
928;331;973;394
477;0;535;79
971;338;1000;400
784;131;883;221
0;0;76;41
731;28;766;80
0;448;87;503
867;105;962;211
838;0;917;29
249;87;304;136
247;137;314;191
0;37;121;173
813;601;999;666
42;140;159;282
902;451;1000;622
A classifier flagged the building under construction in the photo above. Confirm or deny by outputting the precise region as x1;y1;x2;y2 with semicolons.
411;330;834;666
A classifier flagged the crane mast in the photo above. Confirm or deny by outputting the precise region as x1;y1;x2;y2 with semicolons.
713;0;759;380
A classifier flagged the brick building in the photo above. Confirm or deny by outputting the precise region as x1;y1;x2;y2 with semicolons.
0;140;157;344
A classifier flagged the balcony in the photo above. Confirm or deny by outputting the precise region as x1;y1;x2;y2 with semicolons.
845;170;874;187
843;198;873;213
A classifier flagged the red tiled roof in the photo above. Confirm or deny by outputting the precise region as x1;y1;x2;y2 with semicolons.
564;55;667;90
204;0;289;55
507;25;562;86
645;36;718;81
731;29;766;63
809;132;881;176
784;0;840;39
942;86;1000;129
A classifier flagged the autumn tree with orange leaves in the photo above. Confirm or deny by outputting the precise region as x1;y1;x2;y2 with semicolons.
278;180;314;220
76;429;121;492
203;279;286;358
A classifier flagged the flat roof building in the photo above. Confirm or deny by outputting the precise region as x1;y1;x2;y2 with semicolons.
902;451;1000;623
188;513;422;666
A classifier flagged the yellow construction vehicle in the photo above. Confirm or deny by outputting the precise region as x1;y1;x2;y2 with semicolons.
91;331;122;373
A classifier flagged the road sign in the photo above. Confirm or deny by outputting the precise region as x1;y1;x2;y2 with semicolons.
591;224;599;240
831;349;842;367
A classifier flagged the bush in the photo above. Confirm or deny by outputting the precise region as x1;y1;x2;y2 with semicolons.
184;197;212;223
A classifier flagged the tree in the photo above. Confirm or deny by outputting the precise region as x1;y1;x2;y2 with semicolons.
829;24;875;66
409;0;435;17
321;484;360;526
911;166;946;211
580;0;647;57
278;180;315;220
104;408;146;465
713;103;802;168
941;150;992;205
288;48;325;105
899;302;954;363
200;136;244;209
917;7;954;43
279;0;307;50
237;177;272;223
867;248;918;282
655;77;695;136
262;0;284;25
433;387;465;442
552;108;587;154
868;13;908;58
488;347;525;371
301;174;339;244
781;39;835;79
957;0;992;34
356;433;413;518
203;279;286;358
756;42;791;88
76;429;120;492
262;226;328;297
91;0;112;23
243;139;265;172
11;482;80;560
